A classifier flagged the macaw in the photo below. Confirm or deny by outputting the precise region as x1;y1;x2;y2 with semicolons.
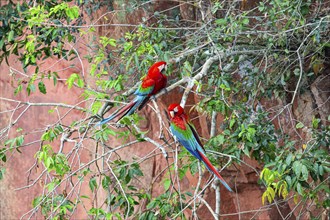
98;61;167;125
168;103;233;192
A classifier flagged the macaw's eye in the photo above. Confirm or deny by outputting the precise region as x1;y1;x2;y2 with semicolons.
173;107;178;112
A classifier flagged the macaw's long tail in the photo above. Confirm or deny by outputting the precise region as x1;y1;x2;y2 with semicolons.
97;95;146;125
199;152;233;192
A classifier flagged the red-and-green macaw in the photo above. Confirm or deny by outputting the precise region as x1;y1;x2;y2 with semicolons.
98;61;167;125
168;103;233;192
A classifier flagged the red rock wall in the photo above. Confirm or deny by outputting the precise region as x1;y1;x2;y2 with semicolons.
1;1;328;219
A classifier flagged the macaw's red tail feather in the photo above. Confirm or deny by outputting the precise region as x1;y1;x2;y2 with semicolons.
97;100;136;125
113;100;137;122
199;152;233;192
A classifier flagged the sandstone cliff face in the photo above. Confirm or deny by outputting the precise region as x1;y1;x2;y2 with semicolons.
1;1;329;219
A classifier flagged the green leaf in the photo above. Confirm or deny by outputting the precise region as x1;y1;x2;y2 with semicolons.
32;196;42;208
0;151;6;163
38;81;47;94
15;135;24;147
229;118;236;129
296;182;303;195
14;84;23;95
301;165;308;181
293;161;302;178
268;187;275;202
312;117;320;129
0;168;5;180
8;30;15;42
0;39;4;49
106;213;113;220
319;165;324;176
242;18;249;25
242;146;250;157
295;122;304;129
102;176;111;189
89;177;97;191
293;68;300;76
163;179;171;191
146;200;156;209
46;181;56;191
285;175;292;187
215;18;227;25
66;73;79;89
45;157;54;169
217;135;225;145
285;153;293;165
109;39;116;47
261;191;267;205
77;78;84;88
27;84;36;96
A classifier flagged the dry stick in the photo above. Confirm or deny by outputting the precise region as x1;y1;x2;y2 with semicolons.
151;99;164;139
180;56;218;108
179;50;262;108
173;176;215;219
0;98;86;111
210;107;221;220
193;160;203;218
46;176;85;220
107;161;131;220
19;140;139;219
198;196;218;219
132;124;167;158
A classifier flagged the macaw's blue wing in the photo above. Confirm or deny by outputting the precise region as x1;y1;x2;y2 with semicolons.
134;78;155;110
97;79;156;126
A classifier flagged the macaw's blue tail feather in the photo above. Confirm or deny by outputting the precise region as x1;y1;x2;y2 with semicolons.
123;95;145;118
97;114;117;126
199;152;233;192
97;96;146;126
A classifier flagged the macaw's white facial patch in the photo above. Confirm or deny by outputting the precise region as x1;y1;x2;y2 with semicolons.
157;64;165;72
174;106;178;112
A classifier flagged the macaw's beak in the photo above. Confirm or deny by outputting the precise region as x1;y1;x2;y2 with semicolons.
169;111;175;118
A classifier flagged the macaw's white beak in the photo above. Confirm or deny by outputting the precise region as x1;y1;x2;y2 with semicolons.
169;111;175;118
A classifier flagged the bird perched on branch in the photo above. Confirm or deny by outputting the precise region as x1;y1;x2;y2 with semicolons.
168;103;233;192
98;61;167;125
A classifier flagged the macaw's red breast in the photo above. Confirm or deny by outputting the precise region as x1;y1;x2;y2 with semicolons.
171;115;189;130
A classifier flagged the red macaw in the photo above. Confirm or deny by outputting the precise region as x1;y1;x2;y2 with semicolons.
168;103;233;192
98;61;167;125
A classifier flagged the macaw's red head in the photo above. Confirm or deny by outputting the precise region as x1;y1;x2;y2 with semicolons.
168;103;184;118
148;61;167;75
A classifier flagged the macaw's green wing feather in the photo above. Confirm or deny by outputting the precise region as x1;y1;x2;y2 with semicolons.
134;78;155;96
170;122;205;161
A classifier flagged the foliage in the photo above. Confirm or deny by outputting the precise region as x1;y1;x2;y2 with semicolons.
260;122;330;207
0;0;329;219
